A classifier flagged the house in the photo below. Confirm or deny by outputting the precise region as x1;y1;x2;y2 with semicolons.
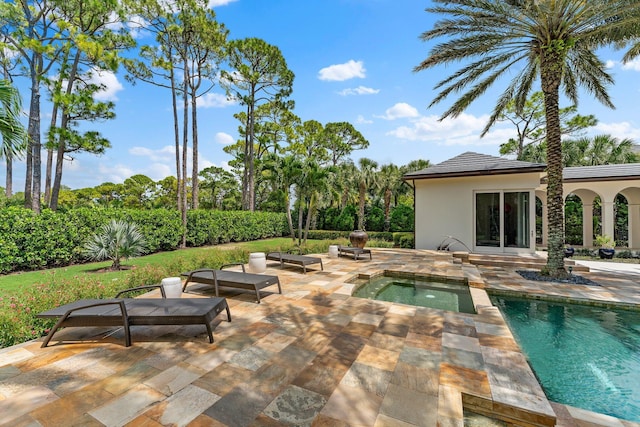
403;152;640;253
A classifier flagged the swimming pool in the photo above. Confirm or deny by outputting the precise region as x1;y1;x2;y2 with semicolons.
351;274;476;314
492;295;640;422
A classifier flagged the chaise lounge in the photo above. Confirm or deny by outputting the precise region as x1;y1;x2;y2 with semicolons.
266;251;323;274
338;245;372;260
36;285;231;347
181;264;281;303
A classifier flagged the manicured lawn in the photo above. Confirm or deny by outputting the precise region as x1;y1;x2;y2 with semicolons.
0;238;304;293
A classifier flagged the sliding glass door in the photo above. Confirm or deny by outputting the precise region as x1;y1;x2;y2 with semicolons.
475;191;532;252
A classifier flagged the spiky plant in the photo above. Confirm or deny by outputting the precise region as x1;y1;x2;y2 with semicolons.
83;220;147;270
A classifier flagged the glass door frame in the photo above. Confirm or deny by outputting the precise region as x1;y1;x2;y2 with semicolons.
473;190;535;253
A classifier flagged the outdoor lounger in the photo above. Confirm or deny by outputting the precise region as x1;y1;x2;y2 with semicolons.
181;263;281;303
338;245;372;260
266;251;323;274
36;285;231;348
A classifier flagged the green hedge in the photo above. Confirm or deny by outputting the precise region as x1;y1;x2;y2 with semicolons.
0;207;287;274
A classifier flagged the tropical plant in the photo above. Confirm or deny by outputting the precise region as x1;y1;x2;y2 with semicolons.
378;163;401;232
0;79;27;198
563;135;639;166
83;220;147;270
594;234;615;249
414;0;640;277
355;158;379;231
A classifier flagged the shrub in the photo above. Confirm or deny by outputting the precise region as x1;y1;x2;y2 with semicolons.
390;204;414;232
83;220;147;270
0;207;287;274
394;232;414;248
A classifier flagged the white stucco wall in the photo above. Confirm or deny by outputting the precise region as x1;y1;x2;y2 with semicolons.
411;172;542;252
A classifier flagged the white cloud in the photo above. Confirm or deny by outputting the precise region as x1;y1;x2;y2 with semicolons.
622;58;640;71
338;86;380;96
197;92;236;108
86;69;124;101
129;145;175;162
356;115;373;125
208;0;238;6
98;163;136;184
377;102;420;120
318;60;366;81
386;112;512;148
593;121;640;140
214;132;235;145
605;60;617;69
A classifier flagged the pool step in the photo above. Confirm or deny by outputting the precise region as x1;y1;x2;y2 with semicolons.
462;393;556;427
463;253;589;272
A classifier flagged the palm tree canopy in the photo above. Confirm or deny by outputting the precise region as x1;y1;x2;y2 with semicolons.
0;79;27;158
415;0;640;135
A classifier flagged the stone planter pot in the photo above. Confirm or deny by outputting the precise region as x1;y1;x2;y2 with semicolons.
349;230;369;249
248;252;267;273
563;247;575;258
598;248;615;259
161;277;183;298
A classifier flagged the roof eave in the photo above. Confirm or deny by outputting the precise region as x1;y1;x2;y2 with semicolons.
402;167;546;181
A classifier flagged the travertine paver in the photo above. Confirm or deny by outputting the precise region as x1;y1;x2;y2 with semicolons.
0;248;639;426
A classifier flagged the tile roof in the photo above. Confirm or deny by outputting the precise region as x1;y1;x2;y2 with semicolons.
563;163;640;182
403;152;546;180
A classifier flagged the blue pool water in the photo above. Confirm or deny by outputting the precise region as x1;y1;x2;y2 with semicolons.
352;275;475;314
492;296;640;422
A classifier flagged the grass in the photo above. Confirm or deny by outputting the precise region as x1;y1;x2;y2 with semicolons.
0;237;315;293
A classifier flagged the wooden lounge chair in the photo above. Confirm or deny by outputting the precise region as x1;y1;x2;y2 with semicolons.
266;251;323;274
181;263;281;303
36;285;231;348
338;245;372;260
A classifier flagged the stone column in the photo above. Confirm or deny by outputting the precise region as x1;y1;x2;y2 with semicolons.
628;203;640;249
582;203;593;247
602;199;616;243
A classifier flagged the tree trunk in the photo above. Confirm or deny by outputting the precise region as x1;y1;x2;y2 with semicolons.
285;186;296;241
180;57;189;248
541;50;566;277
384;188;392;232
50;51;80;211
241;106;250;210
191;89;199;209
5;152;12;197
24;61;40;209
297;189;304;246
30;53;43;213
358;181;366;230
304;195;314;246
50;112;68;211
248;90;256;211
170;65;182;212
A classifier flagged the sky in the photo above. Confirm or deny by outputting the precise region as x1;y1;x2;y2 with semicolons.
4;0;640;191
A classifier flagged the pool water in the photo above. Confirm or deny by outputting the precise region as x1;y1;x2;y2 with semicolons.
492;296;640;422
352;275;475;314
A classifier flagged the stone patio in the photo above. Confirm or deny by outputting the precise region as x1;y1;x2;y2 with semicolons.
0;248;638;427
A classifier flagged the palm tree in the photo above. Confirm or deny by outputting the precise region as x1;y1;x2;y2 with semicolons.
378;164;401;232
581;135;638;166
0;79;27;197
415;0;640;277
355;158;379;231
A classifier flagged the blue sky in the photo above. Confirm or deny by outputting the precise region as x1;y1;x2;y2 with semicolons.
4;0;640;190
